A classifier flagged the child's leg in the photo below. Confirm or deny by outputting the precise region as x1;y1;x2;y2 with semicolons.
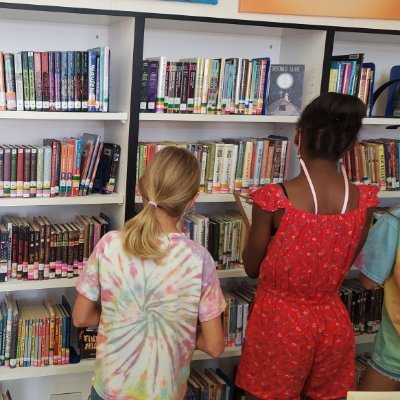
358;365;400;391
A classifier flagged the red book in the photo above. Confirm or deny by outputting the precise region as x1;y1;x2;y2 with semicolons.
41;51;50;111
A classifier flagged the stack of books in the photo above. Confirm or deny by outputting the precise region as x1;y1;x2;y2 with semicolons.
343;139;400;191
0;49;110;112
340;279;383;335
185;367;235;399
0;213;110;283
0;296;73;368
329;53;375;116
140;57;271;115
137;136;289;195
182;212;244;270
0;135;120;199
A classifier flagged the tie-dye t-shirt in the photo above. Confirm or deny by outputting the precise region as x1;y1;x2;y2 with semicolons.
76;231;226;400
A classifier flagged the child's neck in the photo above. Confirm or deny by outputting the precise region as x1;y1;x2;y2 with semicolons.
154;208;181;234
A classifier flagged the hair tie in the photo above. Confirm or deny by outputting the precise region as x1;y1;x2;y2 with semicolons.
148;200;158;208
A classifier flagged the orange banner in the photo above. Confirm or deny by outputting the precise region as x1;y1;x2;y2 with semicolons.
239;0;400;20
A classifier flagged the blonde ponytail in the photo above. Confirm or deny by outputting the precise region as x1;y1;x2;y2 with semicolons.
123;146;200;259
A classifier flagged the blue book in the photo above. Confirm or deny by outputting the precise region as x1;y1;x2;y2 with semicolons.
54;51;62;111
88;50;98;112
61;52;68;111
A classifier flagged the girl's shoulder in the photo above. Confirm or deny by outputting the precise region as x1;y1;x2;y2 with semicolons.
251;184;288;212
357;185;380;209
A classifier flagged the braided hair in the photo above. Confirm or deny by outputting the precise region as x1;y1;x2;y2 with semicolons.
298;92;366;161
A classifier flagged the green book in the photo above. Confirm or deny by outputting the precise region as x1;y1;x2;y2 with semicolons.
27;52;35;110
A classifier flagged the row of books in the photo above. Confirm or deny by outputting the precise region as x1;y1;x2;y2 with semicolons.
183;212;244;270
0;134;120;198
329;54;375;117
0;213;110;283
140;57;304;116
340;279;383;335
0;296;72;368
343;139;400;191
185;367;235;400
0;49;110;112
137;136;289;195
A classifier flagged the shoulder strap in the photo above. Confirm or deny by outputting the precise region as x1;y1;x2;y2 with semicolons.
278;183;288;199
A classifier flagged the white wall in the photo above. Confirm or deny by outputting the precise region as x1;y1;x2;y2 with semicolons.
2;0;400;31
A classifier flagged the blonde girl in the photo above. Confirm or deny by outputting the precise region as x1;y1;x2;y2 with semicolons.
73;147;226;400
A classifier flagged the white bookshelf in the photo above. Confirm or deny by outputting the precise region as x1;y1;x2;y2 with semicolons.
0;193;124;207
0;111;128;122
0;269;247;293
0;347;243;382
140;114;299;123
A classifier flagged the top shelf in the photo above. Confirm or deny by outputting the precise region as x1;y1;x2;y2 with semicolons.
0;111;128;123
140;114;400;126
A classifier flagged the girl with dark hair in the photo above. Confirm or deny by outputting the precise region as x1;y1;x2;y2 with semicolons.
236;92;379;399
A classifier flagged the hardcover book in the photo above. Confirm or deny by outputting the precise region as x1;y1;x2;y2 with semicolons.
266;64;305;116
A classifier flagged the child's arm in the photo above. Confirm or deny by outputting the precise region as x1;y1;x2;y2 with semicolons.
355;211;399;288
196;318;224;358
72;294;101;327
351;208;375;266
243;204;272;279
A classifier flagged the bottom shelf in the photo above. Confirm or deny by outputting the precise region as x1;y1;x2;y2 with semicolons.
0;335;375;381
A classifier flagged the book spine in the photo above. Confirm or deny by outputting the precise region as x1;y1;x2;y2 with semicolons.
88;50;97;112
155;56;167;113
81;51;89;111
147;60;158;112
34;52;43;111
174;62;182;113
9;147;17;197
36;147;44;197
61;52;68;111
102;47;110;112
212;144;224;194
105;145;120;194
55;141;61;196
0;52;6;110
44;220;50;279
72;139;82;197
30;146;37;197
41;51;50;111
88;142;104;194
49;51;55;111
60;144;68;196
4;54;16;111
98;48;104;112
16;146;24;197
67;51;75;111
187;63;196;114
0;147;3;197
74;51;82;111
140;60;149;112
43;147;52;198
180;62;189;113
14;53;24;111
23;147;31;198
21;52;30;110
3;147;11;197
241;141;253;193
66;144;73;197
27;52;36;110
201;59;211;114
54;51;62;111
163;62;170;113
95;55;100;111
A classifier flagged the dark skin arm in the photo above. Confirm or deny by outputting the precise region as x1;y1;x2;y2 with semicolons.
243;204;273;279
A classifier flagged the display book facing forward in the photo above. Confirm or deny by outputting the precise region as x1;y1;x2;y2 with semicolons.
0;213;110;283
140;56;305;116
0;49;110;112
0;134;120;198
137;136;289;196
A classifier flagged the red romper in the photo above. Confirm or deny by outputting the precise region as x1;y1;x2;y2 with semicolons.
236;184;379;400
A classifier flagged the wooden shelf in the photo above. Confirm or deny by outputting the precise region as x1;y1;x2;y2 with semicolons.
0;111;128;122
135;193;235;204
0;193;124;207
0;347;242;381
140;113;298;123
